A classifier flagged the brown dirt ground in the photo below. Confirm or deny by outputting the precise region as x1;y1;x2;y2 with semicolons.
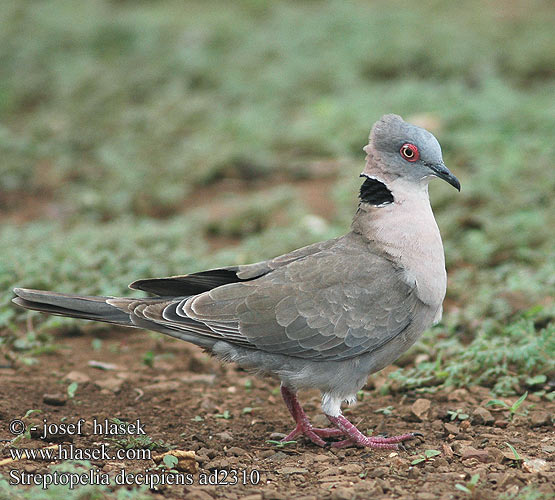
1;327;553;500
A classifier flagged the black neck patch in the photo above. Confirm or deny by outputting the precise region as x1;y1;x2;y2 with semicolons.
359;176;394;206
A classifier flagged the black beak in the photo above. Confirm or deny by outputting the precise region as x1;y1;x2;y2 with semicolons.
429;163;460;191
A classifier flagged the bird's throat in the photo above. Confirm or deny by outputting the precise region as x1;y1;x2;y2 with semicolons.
359;176;394;206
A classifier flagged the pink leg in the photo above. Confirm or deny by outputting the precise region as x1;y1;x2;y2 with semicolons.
280;385;344;447
327;414;421;449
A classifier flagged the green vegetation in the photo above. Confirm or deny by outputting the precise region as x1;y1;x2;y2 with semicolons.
1;0;553;399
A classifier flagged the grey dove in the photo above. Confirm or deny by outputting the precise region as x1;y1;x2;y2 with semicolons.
13;114;460;449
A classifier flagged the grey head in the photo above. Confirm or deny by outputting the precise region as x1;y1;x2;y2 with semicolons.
362;114;460;192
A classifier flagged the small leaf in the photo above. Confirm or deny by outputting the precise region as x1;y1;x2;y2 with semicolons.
510;392;528;413
469;473;480;486
91;338;103;351
142;351;155;367
411;457;425;465
23;409;42;419
505;442;521;460
163;454;178;469
191;416;204;422
525;374;546;386
67;382;78;399
486;399;509;408
455;484;471;493
374;406;394;416
266;440;296;448
424;449;441;459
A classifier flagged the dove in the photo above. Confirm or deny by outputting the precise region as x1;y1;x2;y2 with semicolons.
13;114;460;449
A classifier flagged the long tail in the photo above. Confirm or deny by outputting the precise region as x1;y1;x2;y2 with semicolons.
12;288;133;326
12;288;219;350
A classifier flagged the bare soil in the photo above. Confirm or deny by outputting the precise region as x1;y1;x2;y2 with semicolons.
1;327;553;500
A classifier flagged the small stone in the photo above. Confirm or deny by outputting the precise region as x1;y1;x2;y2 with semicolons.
529;411;550;427
494;419;508;428
408;467;420;478
472;407;495;425
269;432;286;440
178;374;216;385
276;466;308;475
242;495;263;500
152;450;198;473
417;493;436;500
339;463;362;474
42;393;66;406
267;451;288;462
215;431;233;442
411;398;431;421
522;458;548;474
184;488;213;500
259;450;275;459
367;466;388;478
461;446;489;463
65;371;90;383
263;491;287;500
143;381;180;392
331;487;355;500
442;443;454;458
226;446;247;456
95;377;124;393
485;447;505;463
498;472;524;489
447;388;469;402
444;422;459;435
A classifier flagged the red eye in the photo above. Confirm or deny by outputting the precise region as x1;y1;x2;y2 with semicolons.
400;143;419;162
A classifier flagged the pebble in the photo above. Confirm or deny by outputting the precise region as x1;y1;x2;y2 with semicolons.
276;466;308;475
484;447;504;463
367;466;388;478
225;446;247;456
94;377;124;393
410;398;431;421
142;380;180;392
472;406;495;425
178;374;216;385
242;495;263;500
65;371;90;383
330;487;355;500
215;431;233;442
522;458;548;474
529;411;550;427
461;446;489;463
266;451;288;462
444;422;459;435
42;393;66;406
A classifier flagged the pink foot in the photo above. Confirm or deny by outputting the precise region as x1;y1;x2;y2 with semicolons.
280;385;345;447
327;414;421;449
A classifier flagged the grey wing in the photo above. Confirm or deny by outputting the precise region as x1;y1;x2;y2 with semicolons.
178;240;421;361
129;238;339;296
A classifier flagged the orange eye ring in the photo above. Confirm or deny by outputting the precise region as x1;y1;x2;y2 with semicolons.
400;143;419;162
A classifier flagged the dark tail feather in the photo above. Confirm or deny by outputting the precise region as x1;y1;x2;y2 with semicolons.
12;288;133;326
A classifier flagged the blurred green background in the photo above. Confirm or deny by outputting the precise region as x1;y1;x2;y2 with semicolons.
1;0;553;395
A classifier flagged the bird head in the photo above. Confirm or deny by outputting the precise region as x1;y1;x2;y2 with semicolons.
362;114;460;192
